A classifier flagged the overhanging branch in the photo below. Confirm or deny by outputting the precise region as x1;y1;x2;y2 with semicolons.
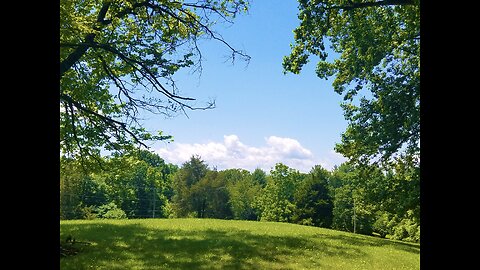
60;93;148;149
325;0;416;11
60;3;111;78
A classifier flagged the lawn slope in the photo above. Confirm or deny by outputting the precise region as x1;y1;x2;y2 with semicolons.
60;218;419;269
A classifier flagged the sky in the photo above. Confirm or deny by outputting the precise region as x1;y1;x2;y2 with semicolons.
143;0;348;173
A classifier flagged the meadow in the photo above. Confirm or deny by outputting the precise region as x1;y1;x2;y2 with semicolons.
60;218;420;269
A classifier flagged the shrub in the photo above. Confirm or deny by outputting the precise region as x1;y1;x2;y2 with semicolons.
373;210;420;243
81;205;97;220
391;215;420;243
372;211;390;238
160;198;175;218
96;202;127;219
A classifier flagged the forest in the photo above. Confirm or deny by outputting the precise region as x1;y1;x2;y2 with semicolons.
60;150;419;243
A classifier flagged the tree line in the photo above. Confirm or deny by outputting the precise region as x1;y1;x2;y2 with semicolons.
60;151;419;243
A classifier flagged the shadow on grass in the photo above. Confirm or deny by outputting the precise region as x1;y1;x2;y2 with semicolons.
313;232;420;255
60;222;418;269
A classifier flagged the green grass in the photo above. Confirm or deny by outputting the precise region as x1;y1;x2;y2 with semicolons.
60;218;420;269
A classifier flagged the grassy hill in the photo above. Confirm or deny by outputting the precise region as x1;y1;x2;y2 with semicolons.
60;218;420;269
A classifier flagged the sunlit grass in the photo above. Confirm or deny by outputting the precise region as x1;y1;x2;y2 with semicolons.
60;218;419;269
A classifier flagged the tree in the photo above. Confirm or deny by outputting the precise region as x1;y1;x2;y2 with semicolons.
171;157;235;218
330;163;378;234
226;170;262;220
284;0;420;165
129;150;177;218
171;155;209;217
60;157;86;219
292;165;333;227
255;163;305;222
60;157;110;219
190;170;233;219
60;0;250;164
329;160;419;241
85;150;174;218
61;150;177;219
371;156;420;241
251;168;267;188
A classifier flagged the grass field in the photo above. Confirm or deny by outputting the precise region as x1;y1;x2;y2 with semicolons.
60;218;420;269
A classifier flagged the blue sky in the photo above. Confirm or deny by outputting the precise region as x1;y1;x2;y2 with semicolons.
145;0;348;172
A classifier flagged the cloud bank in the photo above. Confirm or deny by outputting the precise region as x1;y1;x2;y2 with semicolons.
155;135;346;172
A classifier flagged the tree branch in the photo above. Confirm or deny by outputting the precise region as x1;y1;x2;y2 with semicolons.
326;0;416;11
60;3;111;78
88;42;215;116
177;6;250;63
60;93;149;149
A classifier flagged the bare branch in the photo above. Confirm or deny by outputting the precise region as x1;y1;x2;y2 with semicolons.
178;6;251;63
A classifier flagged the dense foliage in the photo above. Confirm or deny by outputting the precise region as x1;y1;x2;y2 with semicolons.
60;0;250;165
280;1;421;242
60;150;178;219
61;154;419;242
283;0;420;165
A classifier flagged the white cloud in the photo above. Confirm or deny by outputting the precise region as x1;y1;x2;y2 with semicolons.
155;135;346;172
265;136;313;160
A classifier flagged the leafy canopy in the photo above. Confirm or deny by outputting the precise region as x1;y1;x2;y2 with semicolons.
60;0;250;165
284;0;420;165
